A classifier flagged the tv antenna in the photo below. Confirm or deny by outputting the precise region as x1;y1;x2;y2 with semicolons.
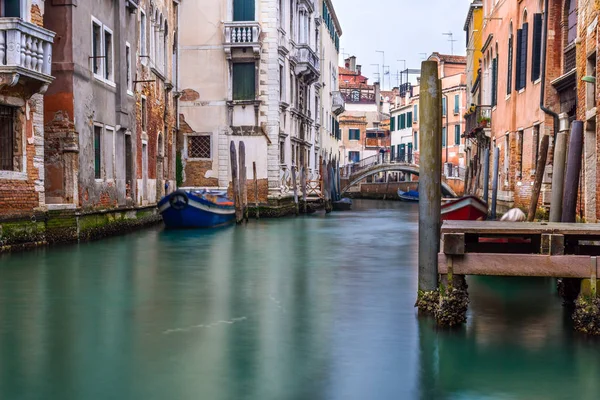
443;32;458;55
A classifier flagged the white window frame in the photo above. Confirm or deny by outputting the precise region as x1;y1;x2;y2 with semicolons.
91;16;104;80
104;125;116;182
93;122;105;182
103;25;115;84
126;42;133;95
185;133;212;161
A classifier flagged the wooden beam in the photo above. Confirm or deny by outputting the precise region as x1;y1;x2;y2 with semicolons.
443;233;465;255
541;234;565;255
438;253;594;278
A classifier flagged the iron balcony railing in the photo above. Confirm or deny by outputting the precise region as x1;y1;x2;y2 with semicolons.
464;105;491;139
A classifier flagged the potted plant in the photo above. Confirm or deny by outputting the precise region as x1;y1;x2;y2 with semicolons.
478;116;491;128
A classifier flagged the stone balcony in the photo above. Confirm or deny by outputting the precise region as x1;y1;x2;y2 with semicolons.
223;21;261;59
292;44;320;83
0;18;55;97
331;91;345;116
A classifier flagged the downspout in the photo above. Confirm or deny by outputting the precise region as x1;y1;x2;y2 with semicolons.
540;0;559;139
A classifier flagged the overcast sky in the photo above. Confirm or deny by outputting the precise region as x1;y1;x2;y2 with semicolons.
333;0;472;89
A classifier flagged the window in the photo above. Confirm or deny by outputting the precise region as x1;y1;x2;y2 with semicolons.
126;42;133;94
390;116;396;131
349;151;360;163
103;27;114;81
515;22;529;90
531;14;543;81
517;130;524;178
233;62;256;100
454;94;460;114
491;57;498;106
94;125;102;179
407;112;413;126
0;105;16;171
92;19;103;78
567;0;577;44
349;129;360;140
188;135;211;159
400;114;406;129
442;97;447;116
414;131;418;151
234;0;255;21
141;97;147;132
442;127;446;147
454;125;461;145
104;126;115;180
413;105;418;122
0;0;21;17
280;64;285;101
280;141;285;164
586;53;597;111
140;10;147;57
507;30;513;94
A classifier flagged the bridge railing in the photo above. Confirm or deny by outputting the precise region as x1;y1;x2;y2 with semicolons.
341;154;381;177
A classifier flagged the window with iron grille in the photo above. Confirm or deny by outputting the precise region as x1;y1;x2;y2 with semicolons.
188;135;211;159
0;105;16;171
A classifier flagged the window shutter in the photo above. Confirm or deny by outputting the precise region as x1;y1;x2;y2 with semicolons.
491;57;498;107
414;132;418;151
400;114;406;129
397;115;401;129
515;29;523;90
520;23;528;90
233;63;256;100
455;125;460;145
454;95;459;114
442;127;446;147
531;14;543;82
414;105;418;121
442;97;447;115
407;112;412;126
391;116;396;131
507;35;513;94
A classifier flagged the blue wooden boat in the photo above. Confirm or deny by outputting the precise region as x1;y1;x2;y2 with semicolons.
158;189;236;229
333;197;353;211
397;189;419;202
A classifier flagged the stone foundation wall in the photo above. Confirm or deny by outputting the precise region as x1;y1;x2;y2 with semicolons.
0;206;160;253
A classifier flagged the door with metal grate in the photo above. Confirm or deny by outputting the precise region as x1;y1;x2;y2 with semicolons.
0;106;15;171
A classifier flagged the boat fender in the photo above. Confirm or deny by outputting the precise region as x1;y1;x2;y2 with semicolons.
169;190;189;210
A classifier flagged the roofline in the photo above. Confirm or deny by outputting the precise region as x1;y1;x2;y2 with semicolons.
464;1;483;32
325;0;343;36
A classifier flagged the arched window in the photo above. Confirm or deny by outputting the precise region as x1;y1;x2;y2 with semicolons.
515;10;529;90
507;21;513;94
567;0;577;44
163;21;168;73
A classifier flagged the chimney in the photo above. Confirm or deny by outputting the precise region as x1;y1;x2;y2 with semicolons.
356;65;362;76
374;82;381;114
349;56;357;72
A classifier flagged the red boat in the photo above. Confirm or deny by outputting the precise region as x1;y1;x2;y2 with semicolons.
441;195;488;221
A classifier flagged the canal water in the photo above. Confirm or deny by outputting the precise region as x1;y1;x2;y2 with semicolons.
1;200;599;400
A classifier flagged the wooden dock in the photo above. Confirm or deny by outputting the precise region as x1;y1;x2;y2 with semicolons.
439;221;600;281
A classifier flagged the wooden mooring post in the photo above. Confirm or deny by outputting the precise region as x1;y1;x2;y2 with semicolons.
301;166;307;214
527;134;549;222
230;141;243;224
322;159;331;213
417;61;442;302
482;148;490;204
562;120;583;223
549;113;569;222
291;165;299;216
239;141;248;222
253;162;259;219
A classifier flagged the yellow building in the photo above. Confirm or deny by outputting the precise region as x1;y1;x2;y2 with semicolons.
464;0;483;106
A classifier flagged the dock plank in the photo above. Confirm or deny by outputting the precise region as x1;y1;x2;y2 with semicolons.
438;253;593;278
441;221;600;236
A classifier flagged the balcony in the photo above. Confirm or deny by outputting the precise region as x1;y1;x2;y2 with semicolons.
292;44;320;83
0;18;54;97
463;105;491;141
223;21;261;59
298;0;315;12
331;91;345;116
126;0;139;12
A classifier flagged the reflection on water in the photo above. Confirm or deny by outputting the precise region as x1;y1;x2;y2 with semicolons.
0;200;598;400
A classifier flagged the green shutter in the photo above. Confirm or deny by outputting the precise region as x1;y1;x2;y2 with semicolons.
414;132;418;151
414;105;418;122
400;114;406;129
454;95;459;114
507;35;513;94
234;0;255;21
442;127;446;147
94;129;101;179
233;63;255;100
442;98;446;116
407;112;412;126
492;58;498;107
390;117;396;131
455;125;460;145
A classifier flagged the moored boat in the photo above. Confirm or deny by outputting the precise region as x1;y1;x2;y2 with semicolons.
397;189;419;202
441;195;488;221
158;189;235;229
332;197;353;211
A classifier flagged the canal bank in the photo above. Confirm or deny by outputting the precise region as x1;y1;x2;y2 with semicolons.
1;199;599;400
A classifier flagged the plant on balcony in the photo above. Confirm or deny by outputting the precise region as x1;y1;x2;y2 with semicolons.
463;105;477;119
477;116;491;128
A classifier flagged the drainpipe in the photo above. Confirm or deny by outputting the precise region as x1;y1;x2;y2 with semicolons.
540;0;559;139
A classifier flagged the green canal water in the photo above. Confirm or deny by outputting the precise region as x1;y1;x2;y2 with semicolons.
1;200;599;400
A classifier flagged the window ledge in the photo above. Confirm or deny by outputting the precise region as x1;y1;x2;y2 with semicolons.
534;78;541;85
187;158;212;162
505;94;511;101
127;90;134;97
0;171;27;180
518;88;525;94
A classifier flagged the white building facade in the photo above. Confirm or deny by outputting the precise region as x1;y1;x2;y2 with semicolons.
179;0;325;202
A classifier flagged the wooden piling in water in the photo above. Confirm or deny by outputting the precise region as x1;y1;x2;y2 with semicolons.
417;61;442;294
562;120;584;223
230;141;242;224
323;159;331;213
491;146;499;220
239;141;248;222
301;166;307;213
550;114;569;222
527;134;549;222
253;162;259;219
292;166;299;215
482;148;490;204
